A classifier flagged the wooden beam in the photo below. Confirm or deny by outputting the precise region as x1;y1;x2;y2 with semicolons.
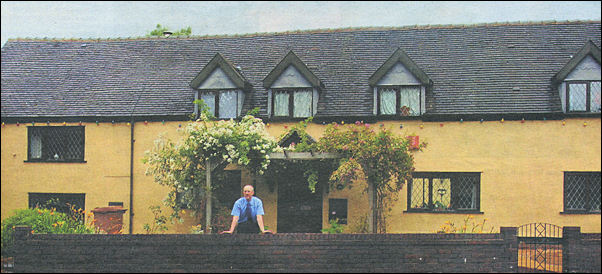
268;152;339;160
211;159;228;173
205;159;212;234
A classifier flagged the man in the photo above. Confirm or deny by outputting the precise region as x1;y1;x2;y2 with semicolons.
221;185;272;234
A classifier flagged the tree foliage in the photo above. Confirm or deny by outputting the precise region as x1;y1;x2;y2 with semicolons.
147;24;192;37
142;114;281;223
314;121;426;233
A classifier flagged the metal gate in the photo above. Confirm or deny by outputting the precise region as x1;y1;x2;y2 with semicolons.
518;223;563;273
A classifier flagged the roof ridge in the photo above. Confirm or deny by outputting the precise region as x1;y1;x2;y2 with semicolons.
5;19;601;43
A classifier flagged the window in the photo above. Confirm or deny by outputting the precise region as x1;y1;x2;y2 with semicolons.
199;89;240;119
272;88;313;118
29;193;86;221
566;81;601;113
377;86;422;116
564;172;601;213
27;126;85;162
407;172;480;212
328;199;348;224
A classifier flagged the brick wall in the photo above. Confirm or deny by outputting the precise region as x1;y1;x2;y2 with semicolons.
13;226;519;273
563;227;602;273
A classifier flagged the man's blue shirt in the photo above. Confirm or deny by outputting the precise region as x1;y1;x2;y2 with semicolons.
231;196;264;223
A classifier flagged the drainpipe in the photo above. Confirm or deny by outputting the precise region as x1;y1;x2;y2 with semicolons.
129;118;135;234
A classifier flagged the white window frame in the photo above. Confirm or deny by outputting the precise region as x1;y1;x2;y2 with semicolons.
198;89;242;119
376;85;423;116
271;88;315;118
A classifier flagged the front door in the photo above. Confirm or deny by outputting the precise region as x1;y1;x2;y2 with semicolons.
277;166;323;233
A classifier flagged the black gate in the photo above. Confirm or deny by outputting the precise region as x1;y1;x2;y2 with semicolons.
518;223;563;273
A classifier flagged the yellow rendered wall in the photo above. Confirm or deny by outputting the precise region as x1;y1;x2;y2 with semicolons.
1;122;132;231
308;118;600;233
2;117;600;234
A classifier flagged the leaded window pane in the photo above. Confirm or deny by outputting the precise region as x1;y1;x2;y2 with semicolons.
201;92;216;116
569;83;587;111
274;91;290;116
590;172;602;211
218;90;237;119
590;81;601;113
432;178;451;209
566;177;588;210
399;86;421;116
410;178;429;209
293;90;312;117
409;173;480;212
565;172;601;212
29;130;42;159
28;126;85;161
453;176;477;209
379;88;396;115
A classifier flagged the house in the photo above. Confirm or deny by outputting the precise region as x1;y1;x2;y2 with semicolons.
1;21;600;234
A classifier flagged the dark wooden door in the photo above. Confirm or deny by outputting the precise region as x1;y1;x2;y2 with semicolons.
277;167;323;233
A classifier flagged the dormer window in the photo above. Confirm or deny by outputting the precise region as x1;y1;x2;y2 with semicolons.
273;88;314;117
566;81;601;113
552;41;601;114
200;89;241;119
369;48;432;117
190;53;251;119
377;86;422;116
264;51;324;119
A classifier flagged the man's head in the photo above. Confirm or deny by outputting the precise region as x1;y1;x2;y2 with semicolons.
243;185;254;201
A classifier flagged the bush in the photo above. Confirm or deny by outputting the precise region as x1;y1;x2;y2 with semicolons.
436;215;495;233
321;219;345;234
1;207;96;256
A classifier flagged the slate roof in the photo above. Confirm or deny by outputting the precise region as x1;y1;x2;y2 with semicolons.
1;21;600;121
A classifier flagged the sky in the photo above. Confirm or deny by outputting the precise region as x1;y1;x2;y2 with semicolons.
1;1;601;46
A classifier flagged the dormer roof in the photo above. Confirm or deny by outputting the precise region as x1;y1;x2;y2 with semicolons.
190;53;252;91
552;40;601;85
263;51;324;90
368;48;432;86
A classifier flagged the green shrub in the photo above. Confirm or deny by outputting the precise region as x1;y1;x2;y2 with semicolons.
321;219;345;234
1;208;96;256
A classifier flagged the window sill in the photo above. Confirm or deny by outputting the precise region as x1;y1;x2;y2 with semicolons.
268;117;313;122
562;112;601;118
560;211;601;215
404;210;483;214
24;160;87;163
376;115;423;120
